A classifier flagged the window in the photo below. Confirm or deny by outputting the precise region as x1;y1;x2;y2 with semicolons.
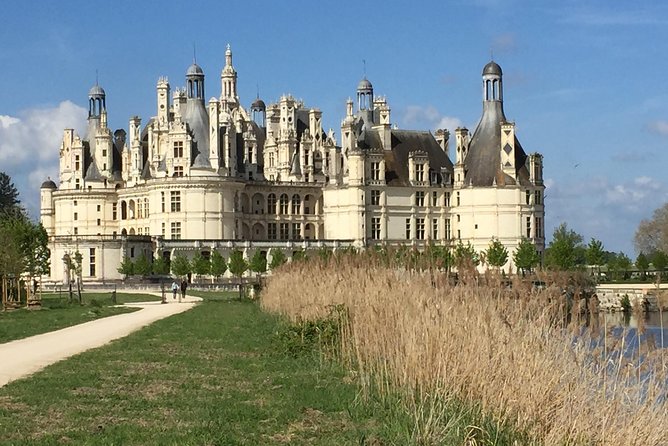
130;247;135;257
457;214;460;222
371;217;381;240
371;162;381;181
268;223;277;240
75;155;80;171
291;223;301;240
112;203;117;220
161;192;165;212
416;218;425;240
102;149;107;157
171;221;182;239
456;192;460;206
89;248;96;277
445;192;450;207
174;166;184;177
170;191;181;212
415;163;424;182
371;190;380;206
73;227;78;235
431;191;438;207
445;218;451;240
74;212;78;221
535;217;543;238
144;198;149;217
137;227;142;235
291;194;301;214
161;222;165;237
145;226;149;235
457;229;461;239
279;194;289;214
75;179;80;190
97;218;101;226
526;216;532;238
432;219;439;239
73;200;77;207
534;190;542;205
405;218;411;240
526;190;531;205
267;194;277;214
279;223;289;240
415;191;425;207
173;141;184;158
96;204;101;212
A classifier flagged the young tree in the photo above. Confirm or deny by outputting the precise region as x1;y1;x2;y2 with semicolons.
117;257;135;279
544;222;585;270
636;252;650;280
152;256;170;275
73;250;83;304
485;238;508;270
513;238;541;276
454;241;480;271
210;250;227;281
616;252;632;281
191;252;211;282
585;238;606;275
0;172;20;214
291;249;306;262
228;249;248;300
134;254;151;277
269;249;287;270
248;250;267;283
170;253;191;278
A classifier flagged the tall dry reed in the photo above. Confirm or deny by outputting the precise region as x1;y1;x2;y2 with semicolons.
262;252;668;445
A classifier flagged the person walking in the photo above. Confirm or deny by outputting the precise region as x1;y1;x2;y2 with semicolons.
180;279;187;302
171;281;178;300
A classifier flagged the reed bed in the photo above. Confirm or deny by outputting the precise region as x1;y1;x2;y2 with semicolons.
261;251;668;445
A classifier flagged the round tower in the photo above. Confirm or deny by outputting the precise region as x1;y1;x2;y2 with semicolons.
356;77;373;111
482;61;503;102
40;178;57;236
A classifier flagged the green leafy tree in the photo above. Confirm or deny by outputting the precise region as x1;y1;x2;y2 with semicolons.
191;252;211;282
0;220;23;279
117;257;135;278
228;249;248;299
651;250;668;278
317;247;332;263
544;223;585;270
585;238;606;276
616;252;632;281
513;238;541;276
291;249;306;262
426;245;452;271
636;252;650;280
73;250;83;304
249;250;267;282
0;172;20;215
454;241;479;271
269;249;287;270
485;238;508;270
210;250;227;280
152;256;170;275
170;253;191;278
134;254;151;276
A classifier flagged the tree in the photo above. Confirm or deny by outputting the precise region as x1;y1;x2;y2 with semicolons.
616;252;632;281
544;222;585;270
228;249;248;300
152;256;170;275
170;253;191;278
0;172;20;215
454;241;479;271
485;238;508;270
134;254;151;276
210;250;227;280
73;250;83;304
585;238;606;275
117;257;135;278
636;252;650;280
513;238;541;276
191;252;211;282
634;203;668;255
248;250;267;283
651;250;668;278
292;249;306;262
269;249;287;270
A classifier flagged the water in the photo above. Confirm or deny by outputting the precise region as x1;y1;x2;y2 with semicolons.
602;311;668;351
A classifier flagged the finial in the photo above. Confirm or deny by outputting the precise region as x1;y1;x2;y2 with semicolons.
490;49;494;61
226;43;231;51
193;42;197;63
256;83;260;99
95;69;98;86
363;59;366;77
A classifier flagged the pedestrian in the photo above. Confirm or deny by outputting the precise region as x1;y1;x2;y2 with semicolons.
171;281;178;300
180;279;188;302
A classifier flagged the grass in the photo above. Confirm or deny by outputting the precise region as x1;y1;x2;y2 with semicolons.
0;292;160;344
0;291;416;445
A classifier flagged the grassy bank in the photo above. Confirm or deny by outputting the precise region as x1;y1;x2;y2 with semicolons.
261;253;668;445
0;292;158;344
0;291;415;444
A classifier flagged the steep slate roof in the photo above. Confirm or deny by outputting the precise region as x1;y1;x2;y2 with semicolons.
183;99;210;168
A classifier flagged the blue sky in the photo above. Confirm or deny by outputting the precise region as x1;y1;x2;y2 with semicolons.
1;0;668;256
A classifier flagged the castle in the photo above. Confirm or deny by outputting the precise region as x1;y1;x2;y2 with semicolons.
40;45;545;282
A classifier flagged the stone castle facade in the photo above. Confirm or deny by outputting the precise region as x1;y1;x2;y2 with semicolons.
40;45;545;282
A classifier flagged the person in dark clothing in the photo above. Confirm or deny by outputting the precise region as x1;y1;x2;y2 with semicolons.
180;279;187;302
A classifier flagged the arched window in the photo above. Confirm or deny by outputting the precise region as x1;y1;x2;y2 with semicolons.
267;193;277;214
279;194;289;214
121;201;128;220
291;194;301;214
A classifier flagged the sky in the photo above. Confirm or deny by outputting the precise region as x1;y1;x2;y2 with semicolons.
1;0;668;256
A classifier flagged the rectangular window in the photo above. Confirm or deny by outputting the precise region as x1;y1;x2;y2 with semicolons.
161;192;165;212
534;190;541;205
415;191;425;207
268;223;277;240
456;192;460;206
445;218;451;240
279;223;289;240
371;217;381;240
73;227;78;235
416;218;425;240
112;203;117;220
457;214;460;222
96;203;100;212
371;162;381;181
405;218;411;240
74;212;78;221
526;190;531;205
89;248;96;277
170;191;181;212
371;190;380;206
526;216;532;238
73;200;77;206
173;141;184;158
291;223;301;240
445;192;450;207
161;222;165;237
102;149;107;157
75;155;80;171
170;221;182;239
431;191;438;207
457;229;461;239
415;163;424;182
535;217;543;238
137;227;142;235
432;218;439;240
174;166;184;177
97;218;101;226
75;179;80;190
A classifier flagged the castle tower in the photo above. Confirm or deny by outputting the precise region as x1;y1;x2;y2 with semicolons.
186;63;205;101
221;44;239;108
156;77;170;127
251;96;266;127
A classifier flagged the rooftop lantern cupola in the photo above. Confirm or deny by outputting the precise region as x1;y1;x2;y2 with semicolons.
482;60;503;102
186;62;205;101
221;44;238;103
251;95;266;127
88;83;106;119
357;77;373;111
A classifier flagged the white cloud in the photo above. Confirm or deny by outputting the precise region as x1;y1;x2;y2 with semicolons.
401;105;463;132
0;101;86;218
647;120;668;136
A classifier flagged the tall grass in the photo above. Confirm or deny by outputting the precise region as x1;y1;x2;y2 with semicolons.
261;250;668;445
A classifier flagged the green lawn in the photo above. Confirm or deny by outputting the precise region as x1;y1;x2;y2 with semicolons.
0;291;410;445
0;292;159;344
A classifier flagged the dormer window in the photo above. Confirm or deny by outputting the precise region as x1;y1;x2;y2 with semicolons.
173;141;184;158
415;163;424;182
371;162;381;181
